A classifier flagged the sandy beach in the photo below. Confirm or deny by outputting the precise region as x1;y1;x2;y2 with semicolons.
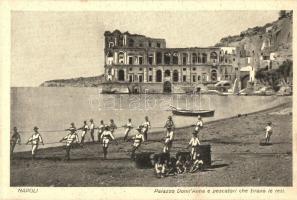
10;102;292;187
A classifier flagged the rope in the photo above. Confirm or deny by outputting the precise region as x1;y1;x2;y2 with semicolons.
19;129;66;133
18;141;66;145
16;126;195;134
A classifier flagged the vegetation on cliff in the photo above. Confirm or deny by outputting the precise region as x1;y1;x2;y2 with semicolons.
255;60;292;91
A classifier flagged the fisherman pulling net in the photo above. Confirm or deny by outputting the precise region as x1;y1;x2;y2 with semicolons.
11;115;207;175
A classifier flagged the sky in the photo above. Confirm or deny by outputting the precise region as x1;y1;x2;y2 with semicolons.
11;11;279;86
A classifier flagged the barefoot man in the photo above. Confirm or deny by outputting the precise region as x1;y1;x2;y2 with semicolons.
10;127;21;156
101;125;118;159
60;123;79;160
26;126;44;160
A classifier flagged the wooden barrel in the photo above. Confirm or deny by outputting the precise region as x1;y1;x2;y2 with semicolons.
134;152;155;169
198;144;211;167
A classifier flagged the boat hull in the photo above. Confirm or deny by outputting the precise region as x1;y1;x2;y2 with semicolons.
172;110;215;117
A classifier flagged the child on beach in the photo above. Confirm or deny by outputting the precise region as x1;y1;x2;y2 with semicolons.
265;121;273;143
189;158;204;173
155;156;166;178
166;157;177;176
184;155;192;173
176;155;185;174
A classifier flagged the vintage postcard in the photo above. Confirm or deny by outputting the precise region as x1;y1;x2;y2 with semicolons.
0;0;296;200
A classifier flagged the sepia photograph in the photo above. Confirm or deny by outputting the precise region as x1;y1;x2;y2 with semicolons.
9;9;293;187
1;1;296;200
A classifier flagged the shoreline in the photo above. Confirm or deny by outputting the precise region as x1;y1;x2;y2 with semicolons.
11;86;292;96
13;101;292;154
10;102;292;186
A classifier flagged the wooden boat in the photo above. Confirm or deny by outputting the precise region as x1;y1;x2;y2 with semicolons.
169;90;215;117
170;106;215;117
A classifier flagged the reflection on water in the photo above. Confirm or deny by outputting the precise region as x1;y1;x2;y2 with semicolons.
11;87;291;152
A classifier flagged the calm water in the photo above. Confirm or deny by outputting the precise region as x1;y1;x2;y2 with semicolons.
11;87;291;152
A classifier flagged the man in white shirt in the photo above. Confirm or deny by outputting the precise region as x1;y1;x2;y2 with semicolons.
163;116;175;153
26;126;44;160
265;121;273;143
109;119;117;134
60;124;79;160
141;116;151;141
101;125;118;159
78;121;89;146
89;119;95;143
131;127;144;159
194;115;203;134
188;132;201;160
123;118;133;141
97;120;105;142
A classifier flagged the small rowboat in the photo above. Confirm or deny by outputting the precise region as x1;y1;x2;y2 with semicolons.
170;106;215;117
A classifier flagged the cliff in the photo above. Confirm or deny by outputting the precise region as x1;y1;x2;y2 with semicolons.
216;11;292;63
40;75;105;87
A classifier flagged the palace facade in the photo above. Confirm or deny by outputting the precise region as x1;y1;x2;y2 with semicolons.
104;30;240;92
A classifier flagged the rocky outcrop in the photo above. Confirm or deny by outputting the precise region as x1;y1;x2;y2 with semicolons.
216;11;292;64
40;75;105;87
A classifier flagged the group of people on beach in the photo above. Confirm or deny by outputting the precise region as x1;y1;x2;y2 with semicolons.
10;115;274;177
10;115;204;160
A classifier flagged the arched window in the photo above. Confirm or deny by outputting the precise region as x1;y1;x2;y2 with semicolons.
164;52;171;65
173;70;179;82
172;52;178;64
192;53;197;64
118;52;125;64
128;39;134;47
202;53;207;63
211;70;217;81
164;70;171;77
118;69;125;81
210;52;218;59
156;70;162;82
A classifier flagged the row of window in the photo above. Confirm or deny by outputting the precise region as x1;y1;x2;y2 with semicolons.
109;51;221;65
126;74;208;83
127;67;201;72
108;40;162;48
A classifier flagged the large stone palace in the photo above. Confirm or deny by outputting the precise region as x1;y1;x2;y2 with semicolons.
104;30;241;93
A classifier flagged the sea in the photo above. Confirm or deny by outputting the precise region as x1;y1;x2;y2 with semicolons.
10;87;291;152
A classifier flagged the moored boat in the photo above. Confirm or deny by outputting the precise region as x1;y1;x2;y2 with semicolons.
170;106;215;117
